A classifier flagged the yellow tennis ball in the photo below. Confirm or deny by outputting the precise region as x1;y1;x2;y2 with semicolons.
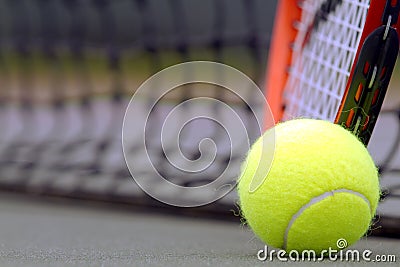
238;119;380;254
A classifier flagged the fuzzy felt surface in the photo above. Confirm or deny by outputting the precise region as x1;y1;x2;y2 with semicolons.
237;119;380;253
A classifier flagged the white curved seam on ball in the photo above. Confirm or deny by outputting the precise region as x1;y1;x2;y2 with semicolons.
282;189;371;250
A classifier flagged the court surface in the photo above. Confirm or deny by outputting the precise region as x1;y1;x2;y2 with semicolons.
0;193;398;267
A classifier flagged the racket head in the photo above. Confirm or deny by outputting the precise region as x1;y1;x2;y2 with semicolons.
265;0;400;145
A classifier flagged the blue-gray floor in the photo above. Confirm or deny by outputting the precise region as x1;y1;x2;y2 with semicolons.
0;193;398;267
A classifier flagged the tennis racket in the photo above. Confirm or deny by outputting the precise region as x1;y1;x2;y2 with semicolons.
266;0;400;145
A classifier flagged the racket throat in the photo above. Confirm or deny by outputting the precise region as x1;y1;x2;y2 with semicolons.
335;21;399;145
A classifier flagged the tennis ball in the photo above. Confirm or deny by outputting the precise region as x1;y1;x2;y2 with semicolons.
238;119;380;254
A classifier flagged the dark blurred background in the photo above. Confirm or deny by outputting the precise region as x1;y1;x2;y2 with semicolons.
0;0;277;215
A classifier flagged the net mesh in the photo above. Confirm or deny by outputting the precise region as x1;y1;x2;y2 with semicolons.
0;0;273;215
